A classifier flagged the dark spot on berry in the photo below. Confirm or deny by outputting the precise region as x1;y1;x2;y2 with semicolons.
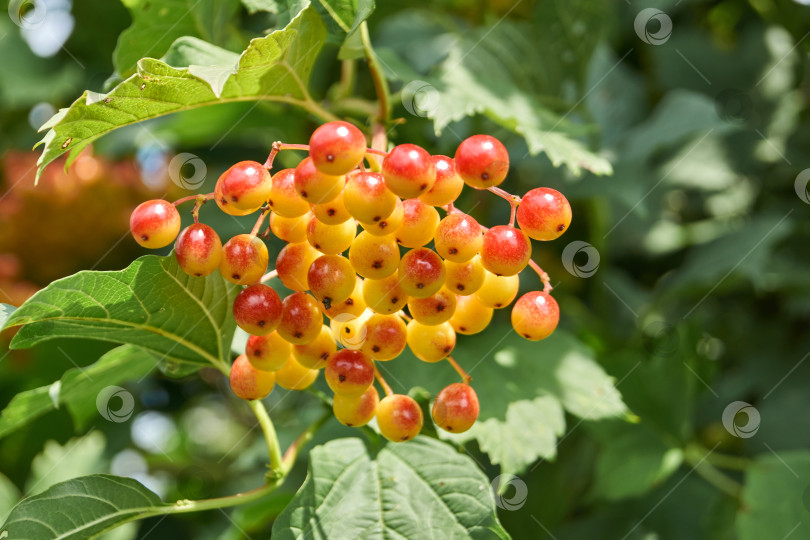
314;243;321;249
419;183;427;191
523;333;531;338
443;346;451;353
232;274;240;280
459;326;466;331
373;216;381;222
372;345;380;352
294;332;303;338
267;199;273;206
557;224;566;232
301;190;308;198
231;195;239;202
372;260;383;269
327;154;335;162
456;284;464;291
395;238;402;243
391;297;398;303
220;197;228;205
379;221;388;229
338;374;346;382
194;273;202;277
436;303;445;312
416;283;424;289
344;327;351;333
495;303;502;308
346;422;353;426
401;436;408;441
253;349;262;356
327;209;336;216
321;352;329;360
346;298;354;305
258;320;265;327
141;234;149;241
481;172;489;180
449;248;457;255
323;297;332;310
446;425;453;431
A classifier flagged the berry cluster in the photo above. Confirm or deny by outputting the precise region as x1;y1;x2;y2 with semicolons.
129;122;571;442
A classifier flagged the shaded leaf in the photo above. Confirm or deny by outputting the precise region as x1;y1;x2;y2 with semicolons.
26;432;108;496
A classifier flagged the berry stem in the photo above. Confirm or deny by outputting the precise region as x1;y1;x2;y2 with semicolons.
445;356;472;384
360;21;392;128
250;206;270;236
487;187;521;227
261;269;278;283
374;364;394;396
281;410;331;472
528;259;553;293
173;193;213;206
248;399;284;477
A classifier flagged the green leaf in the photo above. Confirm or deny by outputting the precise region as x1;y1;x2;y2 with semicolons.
736;450;810;540
0;473;20;524
35;6;327;181
272;437;509;539
1;475;166;539
0;345;155;439
113;0;243;77
590;421;683;501
4;255;238;370
26;432;108;496
0;304;16;330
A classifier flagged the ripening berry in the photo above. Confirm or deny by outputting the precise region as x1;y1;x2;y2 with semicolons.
233;284;282;335
454;135;509;189
396;199;440;248
382;144;436;199
343;172;397;223
480;225;532;276
444;256;485;296
130;199;181;249
311;190;352;225
419;155;464;207
323;276;366;319
475;271;520;309
294;157;343;204
215;181;256;216
275;242;321;291
406;320;456;363
293;325;336;369
246;332;291;371
325;349;374;397
274;355;319;390
376;394;423;442
278;292;323;344
516;187;572;241
433;213;482;262
398;248;446;298
450;294;493;335
306;215;356;255
307;254;356;309
229;354;275;400
333;385;379;427
511;291;559;341
432;383;479;433
329;309;372;350
309;121;367;175
361;314;407;361
407;289;456;325
268;168;309;218
362;273;408;315
361;197;403;237
348;231;400;279
269;212;310;243
220;234;269;285
174;223;222;276
215;161;272;212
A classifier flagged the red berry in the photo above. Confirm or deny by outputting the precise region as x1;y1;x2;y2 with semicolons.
432;383;479;433
516;187;572;241
268;168;309;218
174;223;222;276
382;144;436;199
294;157;343;204
278;292;323;345
479;225;531;276
307;254;356;309
398;248;446;298
420;155;464;206
376;394;423;442
215;161;272;212
229;354;275;400
233;284;282;336
433;213;482;262
309;121;367;175
343;171;397;223
511;291;559;341
130;199;181;249
325;349;374;397
220;234;269;285
454;135;509;189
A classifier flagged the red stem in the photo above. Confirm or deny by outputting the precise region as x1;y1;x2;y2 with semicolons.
528;260;553;293
250;207;270;236
445;356;472;384
173;193;213;206
374;365;394;396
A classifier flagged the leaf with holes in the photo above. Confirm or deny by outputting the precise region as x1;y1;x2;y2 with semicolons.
34;6;326;181
271;437;510;539
3;255;238;371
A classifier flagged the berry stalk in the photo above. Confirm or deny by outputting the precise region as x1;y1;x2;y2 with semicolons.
528;259;553;293
374;364;394;396
281;410;331;472
248;399;284;478
445;356;472;384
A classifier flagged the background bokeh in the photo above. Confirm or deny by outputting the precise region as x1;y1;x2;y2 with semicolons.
2;0;810;538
